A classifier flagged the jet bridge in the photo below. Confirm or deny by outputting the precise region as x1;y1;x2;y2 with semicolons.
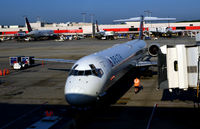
158;44;200;92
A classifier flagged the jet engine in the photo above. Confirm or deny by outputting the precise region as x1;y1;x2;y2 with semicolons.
148;44;160;57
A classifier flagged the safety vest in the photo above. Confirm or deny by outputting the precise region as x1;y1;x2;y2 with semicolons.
134;78;140;87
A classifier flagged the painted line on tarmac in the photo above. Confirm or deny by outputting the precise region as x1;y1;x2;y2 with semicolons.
146;103;158;129
0;102;48;129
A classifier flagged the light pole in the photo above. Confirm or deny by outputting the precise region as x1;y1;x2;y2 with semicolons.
81;13;86;23
144;10;152;36
90;14;94;23
144;10;152;17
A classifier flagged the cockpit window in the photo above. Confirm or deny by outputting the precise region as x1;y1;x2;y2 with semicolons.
71;70;78;75
98;69;103;75
89;64;96;70
92;69;98;76
78;70;84;75
69;64;104;77
72;64;78;70
85;70;92;75
69;69;103;77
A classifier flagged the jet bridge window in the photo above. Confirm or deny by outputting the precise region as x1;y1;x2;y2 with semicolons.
174;61;178;71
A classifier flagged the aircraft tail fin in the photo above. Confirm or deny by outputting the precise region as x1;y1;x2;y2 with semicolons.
25;17;32;32
96;20;99;32
139;15;144;40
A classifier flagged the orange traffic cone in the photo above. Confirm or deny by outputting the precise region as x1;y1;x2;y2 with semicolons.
6;69;10;75
0;70;2;76
3;69;6;76
42;61;44;67
45;110;53;117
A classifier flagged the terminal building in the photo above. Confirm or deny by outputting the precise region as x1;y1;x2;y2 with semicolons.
1;19;200;37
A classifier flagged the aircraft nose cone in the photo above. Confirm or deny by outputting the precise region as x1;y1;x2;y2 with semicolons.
65;94;97;106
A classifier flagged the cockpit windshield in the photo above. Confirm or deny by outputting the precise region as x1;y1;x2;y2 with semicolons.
69;64;104;78
69;69;103;77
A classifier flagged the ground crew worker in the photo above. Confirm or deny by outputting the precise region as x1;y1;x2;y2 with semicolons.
134;77;140;93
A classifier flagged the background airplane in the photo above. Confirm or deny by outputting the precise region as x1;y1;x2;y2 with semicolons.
24;17;58;41
94;20;116;40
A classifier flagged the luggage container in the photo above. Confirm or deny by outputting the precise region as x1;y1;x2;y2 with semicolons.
21;56;34;66
9;56;24;66
9;56;34;69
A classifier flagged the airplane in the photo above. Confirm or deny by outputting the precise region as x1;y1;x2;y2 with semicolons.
114;16;177;38
150;26;184;37
94;20;116;40
34;15;161;106
113;16;176;22
24;17;58;41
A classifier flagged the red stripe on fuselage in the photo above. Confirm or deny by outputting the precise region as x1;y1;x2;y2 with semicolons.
54;29;83;33
186;26;200;30
103;28;148;32
170;26;200;30
1;29;83;35
103;28;129;32
4;31;18;35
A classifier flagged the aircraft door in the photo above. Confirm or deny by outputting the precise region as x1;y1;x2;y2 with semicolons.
158;50;167;89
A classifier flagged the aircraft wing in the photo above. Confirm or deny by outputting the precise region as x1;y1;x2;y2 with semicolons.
130;60;157;67
33;58;77;63
136;61;157;67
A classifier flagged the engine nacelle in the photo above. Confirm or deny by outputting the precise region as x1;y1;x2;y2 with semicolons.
148;44;160;57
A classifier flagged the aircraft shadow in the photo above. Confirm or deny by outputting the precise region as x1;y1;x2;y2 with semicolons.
161;88;200;103
0;103;199;129
96;68;149;107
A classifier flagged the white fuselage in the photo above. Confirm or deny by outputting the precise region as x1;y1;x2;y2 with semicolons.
65;39;147;105
28;30;54;38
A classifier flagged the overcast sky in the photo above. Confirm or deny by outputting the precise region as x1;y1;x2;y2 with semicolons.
0;0;199;25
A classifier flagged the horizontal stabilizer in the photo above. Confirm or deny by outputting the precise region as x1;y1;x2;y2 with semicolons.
114;16;176;22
